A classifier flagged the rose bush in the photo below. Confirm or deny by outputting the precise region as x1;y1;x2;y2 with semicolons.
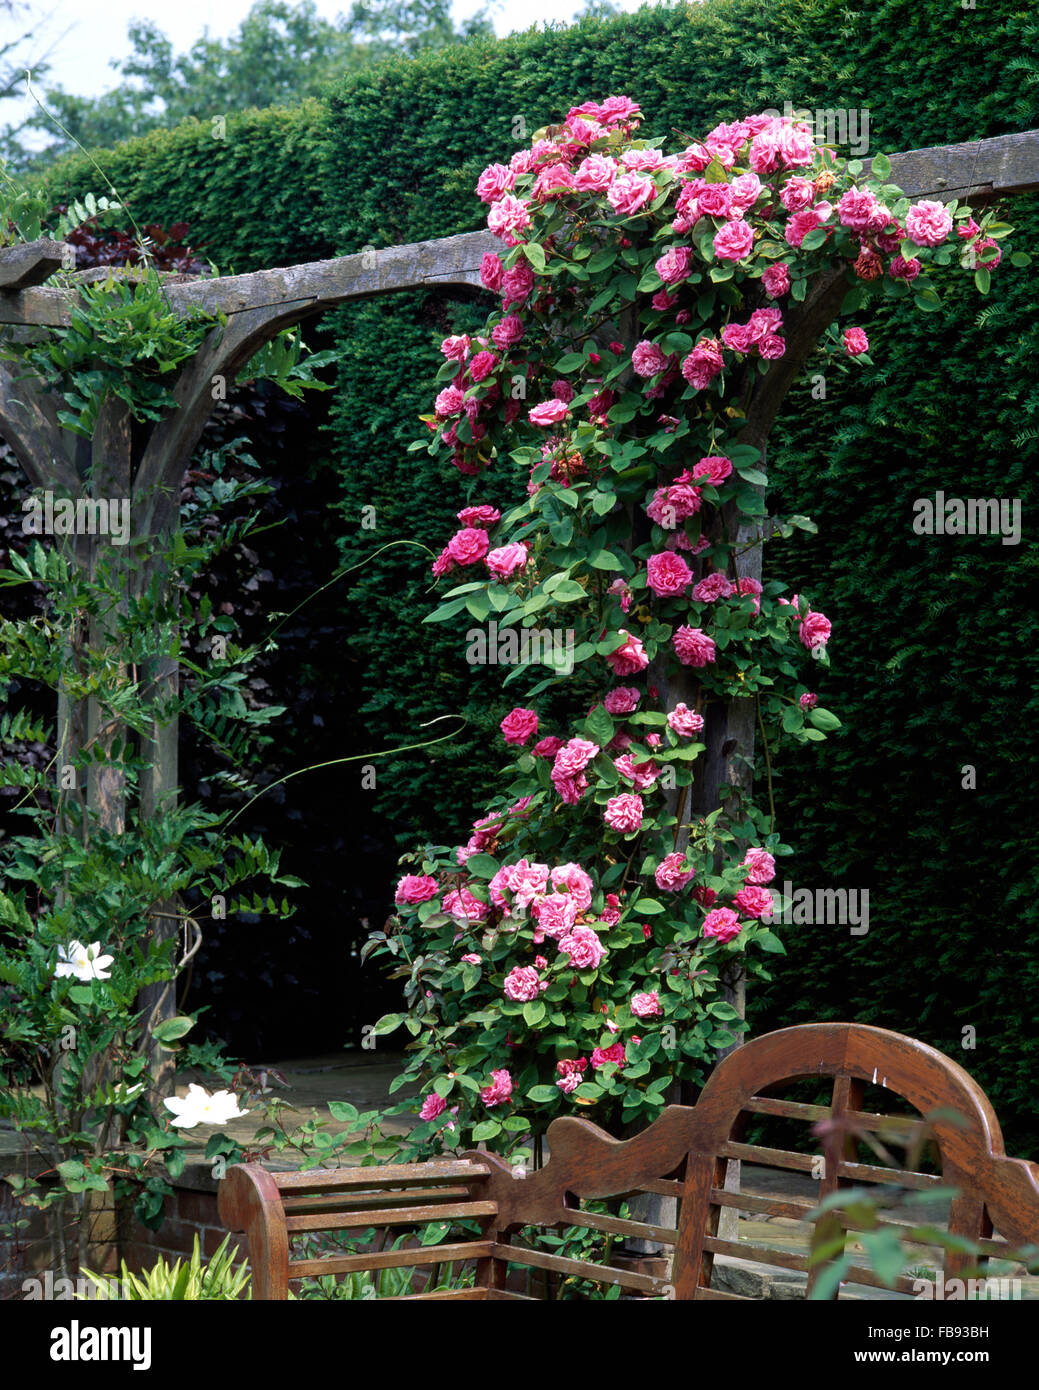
365;98;1018;1162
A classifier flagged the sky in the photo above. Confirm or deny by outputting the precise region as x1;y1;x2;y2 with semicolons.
0;0;651;144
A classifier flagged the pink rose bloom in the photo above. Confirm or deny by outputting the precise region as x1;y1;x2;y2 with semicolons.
843;327;869;357
652;288;679;311
784;209;826;248
614;754;659;790
431;547;454;578
440;334;471;362
555;1055;587;1076
632;340;670;378
476;163;515;203
443;887;489;922
656;246;694;284
799;691;818;709
460;953;481;965
721;322;753;353
905;200;953;247
552;379;575;404
458;504;500;527
655;851;694;892
573;153;618;191
491;314;525;349
691;455;733;487
646;482;702;528
480;1069;513;1108
468;350;498;381
646;551;693;598
697;183;732;218
631;991;661;1018
486;542;529;580
502;859;552;911
532;162;575;201
742;847;776;885
419;1092;447;1121
554;737;599;775
504;965;542;1002
702;907;743;944
480;253;504;290
777;121;815;167
395;874;439;907
606;630;649;676
528;398;570;427
888;255;921;281
533;893;579;940
591;1041;626;1069
622;147;667;172
733;885;774;918
780;176;816;213
604;793;644;833
760;335;786;360
533;735;563;759
434;385;465;418
487;194;532;239
800;611;832;650
556;1072;580;1095
673;626;717;668
447;527;490;566
668;702;705;737
606;171;656;215
500;706;538;746
837;187;879;231
550;863;594;912
692;572;734;602
680;338;724;390
713;219;754;261
604;686;641;715
762;263;791;298
559;925;607;969
551;770;589;806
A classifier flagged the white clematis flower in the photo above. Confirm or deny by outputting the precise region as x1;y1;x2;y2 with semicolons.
164;1084;249;1128
55;941;115;981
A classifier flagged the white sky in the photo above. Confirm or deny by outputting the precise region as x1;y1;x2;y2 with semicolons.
1;0;651;143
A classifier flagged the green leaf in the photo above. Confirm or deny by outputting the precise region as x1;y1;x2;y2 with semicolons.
372;1013;403;1036
554;352;586;373
471;1120;502;1142
152;1016;194;1044
974;267;991;294
550;580;586;602
808;707;841;732
756;931;786;954
522;241;546;273
869;152;891;180
464;852;500;879
522;1000;546;1027
527;1085;559;1103
587;548;624;571
328;1101;359;1123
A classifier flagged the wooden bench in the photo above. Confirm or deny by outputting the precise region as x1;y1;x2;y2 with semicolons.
218;1022;1039;1300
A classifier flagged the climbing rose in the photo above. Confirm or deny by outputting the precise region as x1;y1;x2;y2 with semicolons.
559;925;607;969
631;992;661;1018
692;572;734;602
533;894;579;939
591;1041;627;1069
469;349;498;381
480;1069;513;1107
434;386;464;417
460;953;481;965
606;630;648;676
458;505;500;527
604;793;643;833
500;707;538;746
419;1092;447;1121
551;863;594;911
604;687;641;714
889;254;921;281
905;200;953;247
556;1072;580;1095
443;887;489;922
800;611;832;650
646;551;692;598
529;398;570;426
606;171;655;215
632;340;669;377
799;692;818;709
446;528;490;566
395;874;439;907
480;252;504;290
440;334;470;361
656;246;694;283
742;848;776;885
733;885;774;918
486;542;528;579
668;703;704;737
532;735;563;759
553;737;599;775
487;194;532;238
476;163;514;203
491;314;525;348
842;327;869;357
504;966;543;1002
691;455;733;486
713;220;754;261
673;626;717;667
655;852;694;892
762;263;791;298
573;152;618;191
702;907;743;943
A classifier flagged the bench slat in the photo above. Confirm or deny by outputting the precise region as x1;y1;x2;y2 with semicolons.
718;1141;942;1190
703;1234;808;1274
274;1161;489;1191
696;1285;748;1301
280;1185;483;1215
285;1200;498;1233
491;1242;670;1294
288;1240;493;1277
380;1287;488;1301
565;1209;678;1246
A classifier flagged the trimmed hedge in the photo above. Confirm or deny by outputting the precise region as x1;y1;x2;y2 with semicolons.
30;0;1039;1144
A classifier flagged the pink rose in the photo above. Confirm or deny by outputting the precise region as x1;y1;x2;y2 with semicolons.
905;200;953;247
468;350;498;381
500;707;538;746
614;754;659;790
843;327;869;357
504;965;542;1002
487;194;532;239
457;504;500;527
632;340;670;378
491;314;525;349
702;907;743;944
460;953;481;965
673;626;717;668
559;925;607;969
442;887;489;922
713;220;754;261
604;793;644;833
799;691;818;709
551;770;589;806
476;163;515;203
656;246;693;284
721;322;753;353
668;702;704;737
655;851;694;892
434;385;465;418
888;255;921;281
532;735;563;759
553;737;599;775
733;885;774;918
419;1092;447;1121
692;572;734;602
837;187;879;231
606;630;649;676
742;847;776;885
604;686;641;715
486;542;529;580
447;527;490;566
480;253;504;291
784;209;825;248
480;1068;513;1108
646;551;692;598
533;163;575;201
698;183;732;218
762;263;791;298
550;863;594;912
691;455;733;487
440;334;471;362
680;337;724;390
555;1072;580;1095
759;335;786;360
573;153;618;192
606;171;655;216
799;611;832;650
533;893;579;939
395;874;439;907
528;398;570;427
590;1041;626;1069
631;991;661;1018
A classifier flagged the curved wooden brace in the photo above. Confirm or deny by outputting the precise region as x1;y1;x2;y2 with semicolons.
218;1163;290;1300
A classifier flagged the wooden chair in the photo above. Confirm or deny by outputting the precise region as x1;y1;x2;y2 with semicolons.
218;1022;1039;1299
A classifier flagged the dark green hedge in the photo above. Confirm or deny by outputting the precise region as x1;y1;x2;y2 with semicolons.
34;0;1039;1146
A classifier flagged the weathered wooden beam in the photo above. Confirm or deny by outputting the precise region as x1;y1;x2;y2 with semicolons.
0;238;70;290
882;128;1039;202
0;360;80;494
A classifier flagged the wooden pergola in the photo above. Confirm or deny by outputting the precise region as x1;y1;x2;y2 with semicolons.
1;128;1036;1094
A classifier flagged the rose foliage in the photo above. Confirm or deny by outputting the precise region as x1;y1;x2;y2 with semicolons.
365;98;1018;1163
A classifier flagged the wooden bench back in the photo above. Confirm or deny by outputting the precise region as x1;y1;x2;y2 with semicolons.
219;1023;1039;1299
